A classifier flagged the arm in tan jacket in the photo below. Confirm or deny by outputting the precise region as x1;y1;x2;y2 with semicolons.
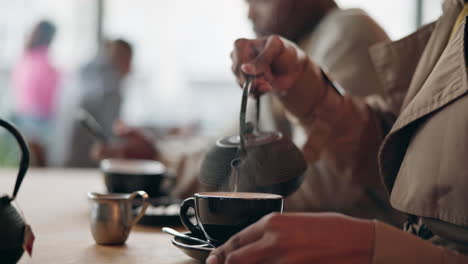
280;60;468;262
285;9;400;223
279;60;389;200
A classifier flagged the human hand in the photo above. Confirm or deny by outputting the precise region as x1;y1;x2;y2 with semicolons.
91;122;158;161
231;35;314;96
206;212;375;264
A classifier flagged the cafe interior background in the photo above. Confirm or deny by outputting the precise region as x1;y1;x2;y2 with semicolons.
0;0;443;167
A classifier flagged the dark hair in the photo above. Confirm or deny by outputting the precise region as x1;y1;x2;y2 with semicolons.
26;20;56;50
112;39;133;54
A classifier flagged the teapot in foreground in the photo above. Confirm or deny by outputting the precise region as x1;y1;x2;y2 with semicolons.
0;119;32;263
199;77;307;196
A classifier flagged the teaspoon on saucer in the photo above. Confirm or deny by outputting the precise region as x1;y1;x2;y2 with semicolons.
162;227;215;248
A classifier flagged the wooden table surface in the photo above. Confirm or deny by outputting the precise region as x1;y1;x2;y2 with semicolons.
0;168;198;264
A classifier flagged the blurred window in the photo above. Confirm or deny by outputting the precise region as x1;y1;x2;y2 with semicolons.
0;0;96;117
104;0;253;134
337;0;442;39
107;0;444;135
422;0;444;25
0;0;96;70
0;0;445;136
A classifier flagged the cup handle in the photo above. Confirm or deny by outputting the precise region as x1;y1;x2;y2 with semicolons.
180;197;203;237
129;191;150;226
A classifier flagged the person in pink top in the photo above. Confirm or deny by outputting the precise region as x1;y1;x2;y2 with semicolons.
11;20;60;159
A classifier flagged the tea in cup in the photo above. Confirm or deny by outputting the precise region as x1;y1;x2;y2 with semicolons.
179;192;283;246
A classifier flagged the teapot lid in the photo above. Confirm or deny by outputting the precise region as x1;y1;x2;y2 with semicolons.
216;131;282;148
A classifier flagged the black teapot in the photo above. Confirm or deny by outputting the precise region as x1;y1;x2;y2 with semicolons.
0;119;31;263
199;77;307;196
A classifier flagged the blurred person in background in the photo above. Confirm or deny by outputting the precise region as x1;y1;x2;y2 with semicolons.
57;39;136;167
92;0;402;225
11;20;60;166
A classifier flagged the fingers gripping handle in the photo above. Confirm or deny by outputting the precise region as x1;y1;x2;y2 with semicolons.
240;76;255;154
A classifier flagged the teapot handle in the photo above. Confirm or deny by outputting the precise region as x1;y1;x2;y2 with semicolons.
239;76;261;154
239;77;250;154
0;119;30;201
256;95;261;130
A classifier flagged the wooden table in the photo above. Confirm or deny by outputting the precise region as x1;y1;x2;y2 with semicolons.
0;168;198;264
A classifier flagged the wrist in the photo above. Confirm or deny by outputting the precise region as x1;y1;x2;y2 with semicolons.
372;221;447;264
341;217;376;264
277;60;325;120
280;62;345;162
278;61;345;125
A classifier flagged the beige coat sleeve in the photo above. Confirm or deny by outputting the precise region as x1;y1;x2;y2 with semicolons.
281;60;468;261
373;221;468;263
280;60;400;221
285;9;402;223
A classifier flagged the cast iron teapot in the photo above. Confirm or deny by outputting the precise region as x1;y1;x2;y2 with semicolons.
0;118;31;263
199;77;307;196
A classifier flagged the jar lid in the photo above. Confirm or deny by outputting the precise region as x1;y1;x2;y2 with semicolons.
216;131;282;148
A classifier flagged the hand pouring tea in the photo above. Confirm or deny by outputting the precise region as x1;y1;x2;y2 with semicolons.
199;76;307;196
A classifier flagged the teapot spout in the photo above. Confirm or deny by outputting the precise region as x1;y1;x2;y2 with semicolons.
228;158;242;192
